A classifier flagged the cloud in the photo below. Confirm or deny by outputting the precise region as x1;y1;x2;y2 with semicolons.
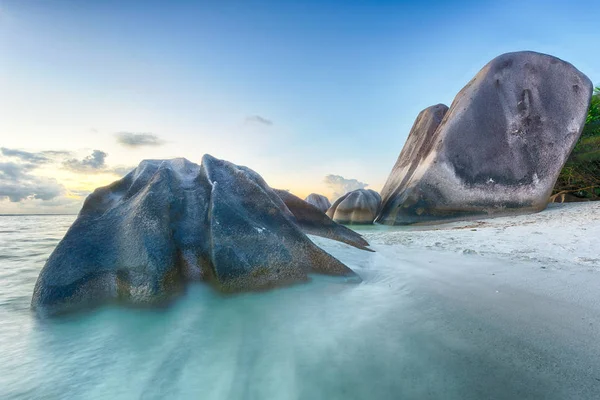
245;115;273;126
61;150;135;177
0;148;125;212
1;147;72;164
68;189;92;198
63;150;108;173
0;162;65;202
42;150;73;157
0;161;35;180
0;195;83;214
110;165;136;177
324;174;368;200
1;148;48;163
115;132;165;148
0;180;65;202
3;147;125;177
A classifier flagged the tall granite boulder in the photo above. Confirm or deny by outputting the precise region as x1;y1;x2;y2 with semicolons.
327;189;381;225
377;51;593;225
304;193;331;212
378;104;449;220
275;189;372;251
32;155;362;315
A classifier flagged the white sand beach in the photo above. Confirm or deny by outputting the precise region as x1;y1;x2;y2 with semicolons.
362;202;600;272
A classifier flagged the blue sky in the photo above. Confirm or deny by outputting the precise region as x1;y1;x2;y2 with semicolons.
1;0;599;213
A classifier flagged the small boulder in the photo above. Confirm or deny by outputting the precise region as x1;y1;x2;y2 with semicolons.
275;189;372;251
327;189;382;225
377;51;593;225
304;193;331;213
32;155;362;315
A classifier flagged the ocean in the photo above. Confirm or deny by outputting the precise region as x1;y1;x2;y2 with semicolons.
1;214;599;399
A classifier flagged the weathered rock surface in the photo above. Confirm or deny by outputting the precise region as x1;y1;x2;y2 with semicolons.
378;104;449;222
32;155;362;315
377;51;593;225
327;189;381;224
304;193;331;212
275;189;372;251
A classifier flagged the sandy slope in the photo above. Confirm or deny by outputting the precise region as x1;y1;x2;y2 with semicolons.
361;202;600;271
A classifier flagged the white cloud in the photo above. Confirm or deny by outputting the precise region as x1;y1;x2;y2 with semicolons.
0;148;131;213
324;174;368;201
63;150;108;173
0;161;65;202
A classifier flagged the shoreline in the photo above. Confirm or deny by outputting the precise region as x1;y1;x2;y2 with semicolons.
356;202;600;272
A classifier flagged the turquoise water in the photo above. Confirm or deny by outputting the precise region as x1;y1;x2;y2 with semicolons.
1;215;600;399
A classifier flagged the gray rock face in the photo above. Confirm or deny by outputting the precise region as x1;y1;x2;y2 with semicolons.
377;51;593;225
32;155;361;315
327;189;381;225
378;104;449;222
304;193;331;213
275;189;372;251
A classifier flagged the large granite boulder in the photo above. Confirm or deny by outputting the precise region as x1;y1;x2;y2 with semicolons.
326;189;381;225
304;193;331;212
378;104;449;223
275;189;372;251
32;155;362;315
377;51;593;225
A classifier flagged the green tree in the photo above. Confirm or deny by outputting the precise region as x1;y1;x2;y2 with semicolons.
586;86;600;125
553;86;600;200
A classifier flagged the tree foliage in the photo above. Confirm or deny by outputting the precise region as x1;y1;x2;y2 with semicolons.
553;87;600;199
585;86;600;125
